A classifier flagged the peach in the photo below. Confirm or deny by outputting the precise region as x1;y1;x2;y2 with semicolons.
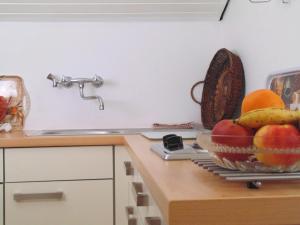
254;124;300;167
212;120;254;161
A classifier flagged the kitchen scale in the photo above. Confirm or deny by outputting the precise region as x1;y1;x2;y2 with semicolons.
151;143;208;160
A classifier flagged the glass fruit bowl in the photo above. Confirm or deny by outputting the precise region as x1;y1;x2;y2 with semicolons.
196;132;300;172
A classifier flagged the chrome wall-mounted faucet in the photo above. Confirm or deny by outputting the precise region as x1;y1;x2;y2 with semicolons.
47;73;105;110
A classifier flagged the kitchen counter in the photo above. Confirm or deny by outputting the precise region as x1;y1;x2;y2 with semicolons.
1;132;300;225
0;131;125;147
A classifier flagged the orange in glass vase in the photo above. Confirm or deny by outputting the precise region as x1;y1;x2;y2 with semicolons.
0;96;8;122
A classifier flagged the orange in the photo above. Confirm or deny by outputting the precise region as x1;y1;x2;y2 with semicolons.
241;89;285;114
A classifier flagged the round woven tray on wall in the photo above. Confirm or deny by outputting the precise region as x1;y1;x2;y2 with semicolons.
191;48;245;130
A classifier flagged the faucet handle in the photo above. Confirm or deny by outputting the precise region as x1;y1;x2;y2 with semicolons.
61;76;73;87
93;75;104;87
47;73;59;87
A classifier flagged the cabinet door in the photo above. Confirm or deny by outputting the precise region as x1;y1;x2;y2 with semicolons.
6;180;113;225
115;146;133;225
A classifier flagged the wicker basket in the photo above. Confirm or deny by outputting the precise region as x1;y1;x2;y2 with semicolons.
191;48;245;130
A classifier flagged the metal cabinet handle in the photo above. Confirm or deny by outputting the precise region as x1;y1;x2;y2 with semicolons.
145;217;161;225
14;192;64;202
124;161;134;176
125;206;137;225
131;182;149;206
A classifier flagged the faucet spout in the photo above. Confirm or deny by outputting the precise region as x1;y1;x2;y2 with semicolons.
79;83;104;110
97;96;105;110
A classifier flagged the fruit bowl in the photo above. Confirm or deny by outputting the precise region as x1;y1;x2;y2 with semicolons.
197;132;300;172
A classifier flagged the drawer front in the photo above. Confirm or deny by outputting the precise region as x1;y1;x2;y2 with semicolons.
5;146;113;182
6;180;113;225
115;146;132;225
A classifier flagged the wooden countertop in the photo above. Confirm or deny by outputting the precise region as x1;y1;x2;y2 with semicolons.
1;132;300;225
0;131;125;147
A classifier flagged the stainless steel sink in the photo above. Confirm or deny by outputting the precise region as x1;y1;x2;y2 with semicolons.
25;129;123;136
25;128;200;137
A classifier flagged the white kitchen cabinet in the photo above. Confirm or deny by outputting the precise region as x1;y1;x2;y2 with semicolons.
5;180;113;225
116;146;165;225
2;144;163;225
5;146;112;182
4;146;113;225
115;146;146;225
0;184;3;225
0;149;3;225
0;149;3;183
115;146;132;225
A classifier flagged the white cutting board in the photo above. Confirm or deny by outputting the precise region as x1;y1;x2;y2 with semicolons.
141;131;198;140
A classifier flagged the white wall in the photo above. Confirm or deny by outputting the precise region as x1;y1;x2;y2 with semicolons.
2;1;297;130
222;0;300;92
0;21;222;130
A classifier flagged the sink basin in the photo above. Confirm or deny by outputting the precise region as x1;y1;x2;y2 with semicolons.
25;129;123;136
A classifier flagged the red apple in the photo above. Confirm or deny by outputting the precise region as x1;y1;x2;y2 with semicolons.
254;124;300;167
212;120;254;161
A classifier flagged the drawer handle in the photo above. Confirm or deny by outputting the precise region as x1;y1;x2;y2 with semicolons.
124;161;134;176
14;192;64;202
125;206;137;225
131;182;149;206
145;217;161;225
